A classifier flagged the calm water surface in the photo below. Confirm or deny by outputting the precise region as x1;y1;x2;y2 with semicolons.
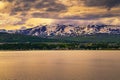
0;50;120;80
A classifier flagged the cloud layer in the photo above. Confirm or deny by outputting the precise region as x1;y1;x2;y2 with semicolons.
84;0;120;10
0;0;120;29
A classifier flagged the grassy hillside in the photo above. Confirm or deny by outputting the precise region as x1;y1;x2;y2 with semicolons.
0;33;120;50
50;34;120;43
0;32;58;43
0;33;120;43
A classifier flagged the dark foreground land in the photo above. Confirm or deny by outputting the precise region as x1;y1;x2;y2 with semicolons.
0;33;120;50
0;43;120;50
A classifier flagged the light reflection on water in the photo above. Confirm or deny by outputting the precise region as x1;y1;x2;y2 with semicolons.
0;51;120;80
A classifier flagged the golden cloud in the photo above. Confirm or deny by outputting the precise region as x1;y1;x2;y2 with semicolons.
0;0;120;29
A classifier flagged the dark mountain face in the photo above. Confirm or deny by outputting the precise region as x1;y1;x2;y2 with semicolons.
41;26;47;32
56;25;66;32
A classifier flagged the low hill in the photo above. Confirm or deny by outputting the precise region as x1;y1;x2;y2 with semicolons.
0;32;57;43
0;33;120;50
51;34;120;43
0;32;120;43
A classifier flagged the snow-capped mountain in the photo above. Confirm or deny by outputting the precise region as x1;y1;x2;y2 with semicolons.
1;24;120;37
15;24;120;37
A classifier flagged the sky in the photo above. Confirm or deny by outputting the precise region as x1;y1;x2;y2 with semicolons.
0;0;120;30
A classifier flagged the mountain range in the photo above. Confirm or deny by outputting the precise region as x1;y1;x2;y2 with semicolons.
0;24;120;37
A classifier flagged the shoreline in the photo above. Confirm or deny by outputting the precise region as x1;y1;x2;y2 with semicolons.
0;50;120;52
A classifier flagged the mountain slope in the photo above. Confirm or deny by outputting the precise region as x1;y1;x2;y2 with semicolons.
15;24;120;37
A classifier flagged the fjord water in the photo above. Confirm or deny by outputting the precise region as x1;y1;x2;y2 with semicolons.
0;51;120;80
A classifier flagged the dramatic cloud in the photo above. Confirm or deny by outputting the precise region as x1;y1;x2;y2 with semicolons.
62;13;120;20
84;0;120;10
32;12;59;18
5;0;66;15
0;0;120;29
35;0;66;12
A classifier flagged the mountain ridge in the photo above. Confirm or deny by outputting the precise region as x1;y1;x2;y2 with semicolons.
0;24;120;37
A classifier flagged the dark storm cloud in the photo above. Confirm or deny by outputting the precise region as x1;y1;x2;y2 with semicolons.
84;13;120;19
6;0;35;2
46;6;66;12
6;0;66;15
32;12;48;18
84;0;120;10
20;12;27;16
35;0;66;12
6;0;14;2
32;12;59;18
10;0;35;13
64;13;120;20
